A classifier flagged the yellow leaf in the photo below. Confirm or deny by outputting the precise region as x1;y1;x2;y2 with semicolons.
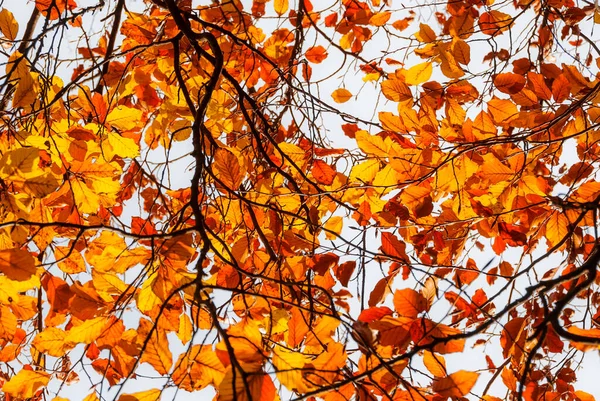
0;146;37;174
432;370;479;398
274;0;288;15
2;369;50;399
331;88;352;103
33;327;68;357
324;216;343;240
0;9;18;40
273;346;314;393
83;392;100;401
107;131;140;159
70;178;101;214
276;142;306;166
177;314;193;344
349;158;380;183
404;62;432;85
65;316;109;346
373;164;399;189
118;389;162;401
106;105;143;131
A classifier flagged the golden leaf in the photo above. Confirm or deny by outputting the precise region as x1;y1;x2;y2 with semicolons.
404;62;432;85
423;350;446;377
32;327;68;357
331;88;352;103
2;369;50;399
65;316;110;346
432;370;479;397
0;9;18;40
273;0;288;15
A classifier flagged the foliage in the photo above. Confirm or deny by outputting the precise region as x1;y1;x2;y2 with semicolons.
0;0;599;400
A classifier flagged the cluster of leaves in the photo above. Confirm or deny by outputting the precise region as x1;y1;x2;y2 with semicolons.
0;0;600;400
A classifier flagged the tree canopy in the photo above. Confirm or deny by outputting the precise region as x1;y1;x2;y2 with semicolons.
0;0;600;400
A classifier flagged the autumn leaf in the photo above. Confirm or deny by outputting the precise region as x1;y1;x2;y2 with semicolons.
118;389;162;401
2;369;50;399
0;9;18;40
432;370;479;397
393;288;429;318
273;0;288;15
404;62;432;85
370;11;391;26
306;46;328;63
33;327;68;357
332;88;352;103
311;159;337;185
0;249;37;281
381;78;412;102
423;350;446;377
213;148;243;190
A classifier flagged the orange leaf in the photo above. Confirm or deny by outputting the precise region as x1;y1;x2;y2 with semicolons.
393;288;428;318
380;232;409;262
0;249;37;281
305;46;328;63
479;11;512;36
432;370;479;397
423;350;446;377
369;11;391;27
0;9;18;40
311;159;336;185
552;74;571;103
494;73;525;94
415;23;436;43
333;260;356;287
332;88;352;103
213;149;243;190
357;306;393;323
381;78;412;102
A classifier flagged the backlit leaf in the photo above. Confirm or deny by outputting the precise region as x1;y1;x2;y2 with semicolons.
393;288;428;318
332;88;352;103
0;249;37;281
432;370;479;397
312;159;336;185
2;369;50;399
404;62;432;85
274;0;288;15
305;46;328;63
0;9;18;40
